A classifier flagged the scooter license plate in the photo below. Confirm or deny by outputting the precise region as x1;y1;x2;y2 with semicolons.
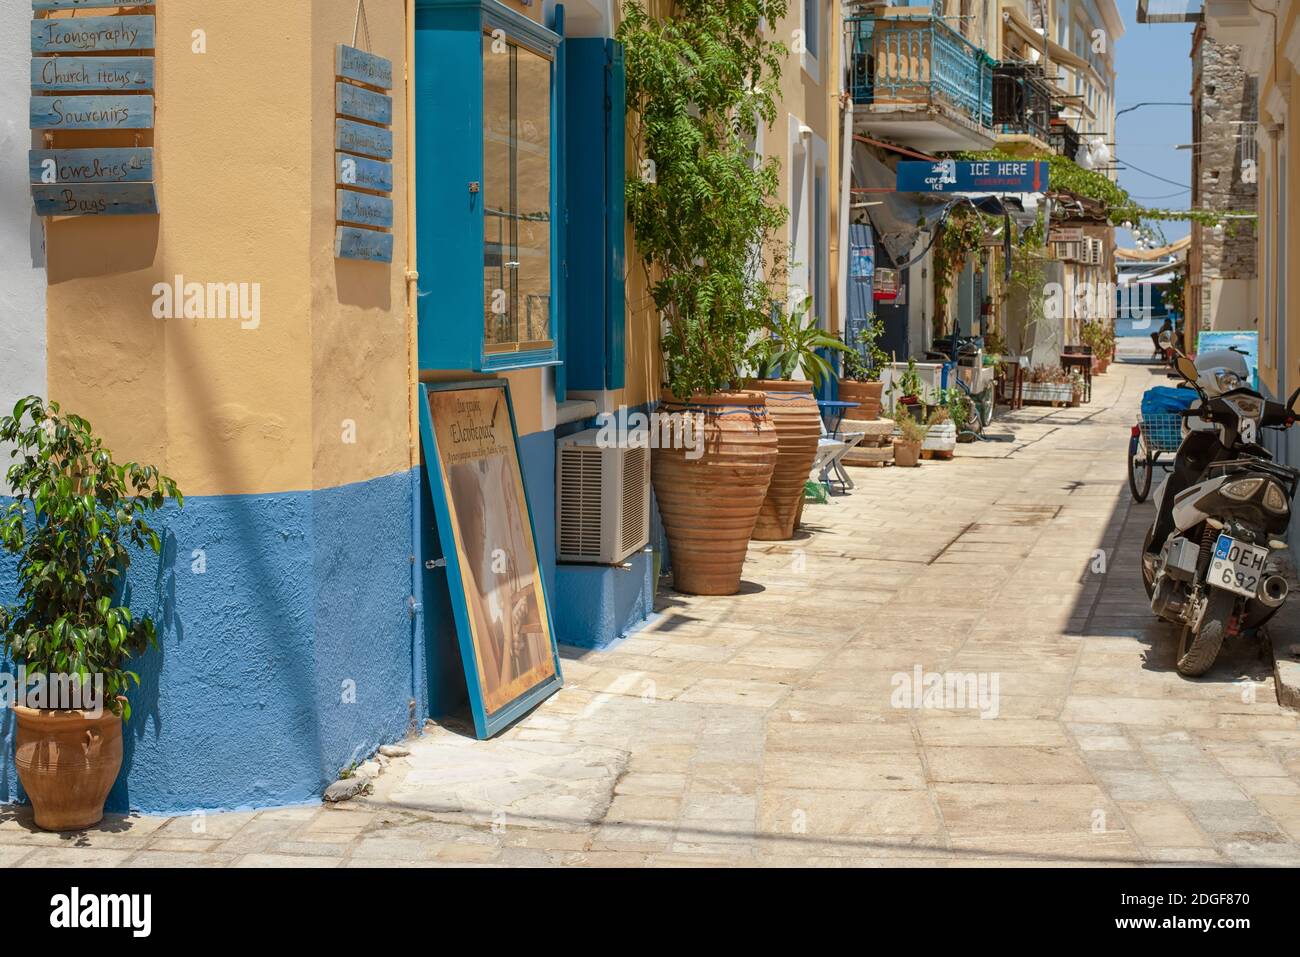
1208;534;1269;598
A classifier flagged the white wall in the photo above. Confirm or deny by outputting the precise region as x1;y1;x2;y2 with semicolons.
0;0;47;490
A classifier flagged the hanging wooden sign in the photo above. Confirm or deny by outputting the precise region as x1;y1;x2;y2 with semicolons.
31;182;158;217
29;146;153;184
31;55;153;92
31;15;155;52
335;118;392;160
336;44;393;90
334;225;393;262
334;39;394;264
336;190;393;230
336;82;392;126
30;93;153;130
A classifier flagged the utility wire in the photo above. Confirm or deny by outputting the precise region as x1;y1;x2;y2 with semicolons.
1112;154;1191;190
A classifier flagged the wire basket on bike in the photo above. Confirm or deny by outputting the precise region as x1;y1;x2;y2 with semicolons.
1138;413;1183;453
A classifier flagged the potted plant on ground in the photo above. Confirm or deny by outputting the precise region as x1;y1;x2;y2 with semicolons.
1081;319;1115;374
922;405;957;459
893;407;926;468
0;396;182;830
1022;365;1075;406
620;0;789;595
838;314;888;420
749;295;848;540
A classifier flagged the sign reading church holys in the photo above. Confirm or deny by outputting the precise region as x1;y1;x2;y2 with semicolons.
895;160;1050;194
334;44;395;264
28;0;158;218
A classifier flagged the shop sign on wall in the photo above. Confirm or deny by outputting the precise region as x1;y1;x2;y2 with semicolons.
28;0;158;217
334;43;394;264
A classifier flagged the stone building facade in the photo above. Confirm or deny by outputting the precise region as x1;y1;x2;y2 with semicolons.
1189;26;1258;333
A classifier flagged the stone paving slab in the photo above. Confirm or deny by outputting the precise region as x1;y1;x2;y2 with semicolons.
5;361;1300;867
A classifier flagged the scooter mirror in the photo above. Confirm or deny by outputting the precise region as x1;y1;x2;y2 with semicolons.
1174;354;1199;384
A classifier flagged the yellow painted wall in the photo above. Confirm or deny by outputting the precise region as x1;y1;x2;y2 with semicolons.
43;1;411;498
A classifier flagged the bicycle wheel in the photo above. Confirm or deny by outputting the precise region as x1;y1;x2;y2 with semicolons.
977;384;995;427
1128;436;1152;502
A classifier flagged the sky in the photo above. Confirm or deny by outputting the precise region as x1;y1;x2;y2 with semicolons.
1111;5;1197;248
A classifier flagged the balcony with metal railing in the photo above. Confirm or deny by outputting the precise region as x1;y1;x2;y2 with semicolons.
992;62;1053;147
846;12;996;152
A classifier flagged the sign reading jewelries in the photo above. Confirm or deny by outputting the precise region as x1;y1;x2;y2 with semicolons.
28;0;158;217
334;43;394;263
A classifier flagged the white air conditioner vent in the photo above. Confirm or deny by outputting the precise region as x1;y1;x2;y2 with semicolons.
556;429;651;565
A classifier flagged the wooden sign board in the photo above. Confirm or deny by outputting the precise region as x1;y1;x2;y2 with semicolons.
336;190;394;230
29;146;152;184
336;154;392;193
31;15;155;52
417;382;563;739
335;118;392;160
32;182;158;217
31;55;153;91
30;93;153;130
336;44;392;90
334;225;393;263
33;0;157;8
336;82;392;126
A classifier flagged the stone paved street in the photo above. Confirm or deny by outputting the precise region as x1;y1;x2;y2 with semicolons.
4;357;1300;867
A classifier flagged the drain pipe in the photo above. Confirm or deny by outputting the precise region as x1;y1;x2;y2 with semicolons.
404;0;424;722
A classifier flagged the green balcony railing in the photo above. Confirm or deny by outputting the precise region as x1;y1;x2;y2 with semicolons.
847;14;994;131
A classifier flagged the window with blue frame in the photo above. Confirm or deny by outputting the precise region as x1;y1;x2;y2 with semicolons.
484;34;553;355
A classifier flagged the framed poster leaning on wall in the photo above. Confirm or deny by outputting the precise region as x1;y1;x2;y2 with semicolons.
418;380;563;738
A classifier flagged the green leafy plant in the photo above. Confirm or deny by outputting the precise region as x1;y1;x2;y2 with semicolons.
619;0;791;399
941;385;971;433
0;396;182;719
839;314;889;382
1080;318;1115;358
754;295;849;389
897;357;923;400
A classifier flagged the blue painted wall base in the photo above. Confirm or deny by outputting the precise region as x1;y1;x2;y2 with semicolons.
553;549;656;650
0;468;424;816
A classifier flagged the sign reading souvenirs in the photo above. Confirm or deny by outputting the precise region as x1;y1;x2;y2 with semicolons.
895;159;1050;194
417;381;563;739
334;43;394;263
29;1;158;217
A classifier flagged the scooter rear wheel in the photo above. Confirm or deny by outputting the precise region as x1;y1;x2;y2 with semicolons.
1128;437;1152;502
1176;587;1235;677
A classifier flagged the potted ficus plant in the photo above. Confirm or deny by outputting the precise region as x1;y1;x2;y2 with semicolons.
749;295;849;540
838;314;888;420
0;396;181;830
620;0;790;595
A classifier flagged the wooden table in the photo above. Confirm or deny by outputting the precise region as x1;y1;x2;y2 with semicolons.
1060;352;1092;403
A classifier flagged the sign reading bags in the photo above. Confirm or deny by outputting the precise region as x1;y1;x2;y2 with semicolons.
28;0;158;217
334;43;394;263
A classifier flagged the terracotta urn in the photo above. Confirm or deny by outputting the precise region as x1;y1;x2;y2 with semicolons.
14;705;123;831
652;391;777;595
748;379;822;541
838;379;884;420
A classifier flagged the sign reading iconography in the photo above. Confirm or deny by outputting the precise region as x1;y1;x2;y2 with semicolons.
418;381;562;738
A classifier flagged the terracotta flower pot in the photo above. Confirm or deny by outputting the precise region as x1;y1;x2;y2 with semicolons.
13;705;123;831
652;390;777;595
838;379;884;420
748;379;821;541
893;439;922;468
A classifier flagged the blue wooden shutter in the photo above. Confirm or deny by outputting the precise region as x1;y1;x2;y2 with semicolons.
562;37;626;392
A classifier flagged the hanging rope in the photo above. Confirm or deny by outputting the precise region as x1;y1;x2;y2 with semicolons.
352;0;372;52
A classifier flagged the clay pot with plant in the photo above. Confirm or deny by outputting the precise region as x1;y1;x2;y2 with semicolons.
838;314;888;420
749;295;849;541
621;0;789;595
892;407;926;468
891;357;925;418
0;397;182;830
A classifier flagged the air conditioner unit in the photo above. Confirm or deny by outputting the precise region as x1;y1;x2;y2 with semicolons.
556;429;651;565
1053;240;1081;262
